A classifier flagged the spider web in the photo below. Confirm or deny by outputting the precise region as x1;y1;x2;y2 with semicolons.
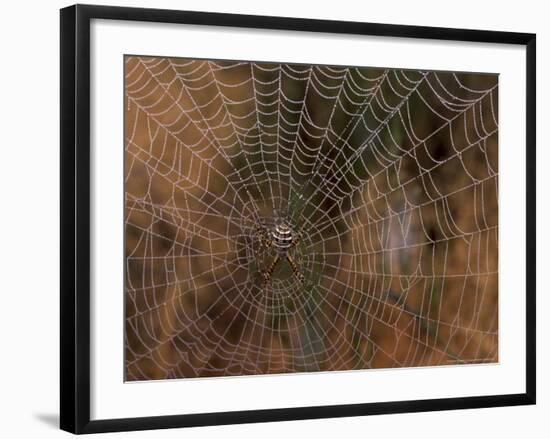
124;55;498;381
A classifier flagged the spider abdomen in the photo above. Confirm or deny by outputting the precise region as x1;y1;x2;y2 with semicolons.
271;223;293;252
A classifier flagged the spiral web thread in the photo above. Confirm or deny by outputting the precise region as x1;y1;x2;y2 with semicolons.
124;55;498;380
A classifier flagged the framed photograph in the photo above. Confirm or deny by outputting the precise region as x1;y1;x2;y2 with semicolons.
60;4;536;434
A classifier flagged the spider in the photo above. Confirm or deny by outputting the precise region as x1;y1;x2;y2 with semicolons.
255;220;305;288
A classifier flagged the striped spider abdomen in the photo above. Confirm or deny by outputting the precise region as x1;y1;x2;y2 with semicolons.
271;222;293;253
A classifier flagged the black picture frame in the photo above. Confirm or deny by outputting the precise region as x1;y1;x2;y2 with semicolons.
60;4;536;434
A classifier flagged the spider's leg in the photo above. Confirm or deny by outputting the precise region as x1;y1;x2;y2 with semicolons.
289;224;306;250
263;255;280;288
256;225;272;249
289;235;301;250
286;254;305;284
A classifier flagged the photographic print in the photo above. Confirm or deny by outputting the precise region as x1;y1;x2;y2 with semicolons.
124;56;498;381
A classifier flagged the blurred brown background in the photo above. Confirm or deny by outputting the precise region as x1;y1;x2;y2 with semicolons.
124;56;498;381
